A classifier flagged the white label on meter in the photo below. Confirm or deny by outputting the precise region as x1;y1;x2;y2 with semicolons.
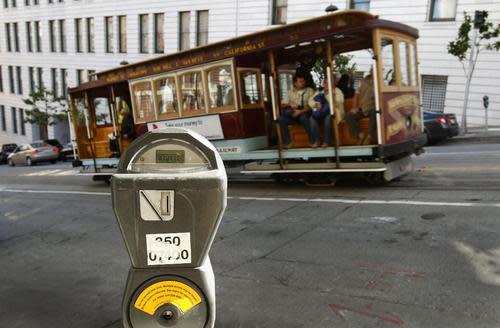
146;233;192;265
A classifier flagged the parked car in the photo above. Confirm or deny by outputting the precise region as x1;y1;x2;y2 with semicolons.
7;141;60;166
423;111;460;144
60;142;77;162
0;143;18;164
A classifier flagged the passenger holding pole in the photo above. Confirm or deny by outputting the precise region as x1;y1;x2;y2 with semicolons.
278;74;315;149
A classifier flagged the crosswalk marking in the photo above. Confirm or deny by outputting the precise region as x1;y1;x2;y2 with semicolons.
20;169;79;177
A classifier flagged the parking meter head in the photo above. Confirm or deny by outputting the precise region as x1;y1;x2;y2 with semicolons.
111;127;227;269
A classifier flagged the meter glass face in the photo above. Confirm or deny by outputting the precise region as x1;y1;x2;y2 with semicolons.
128;139;212;173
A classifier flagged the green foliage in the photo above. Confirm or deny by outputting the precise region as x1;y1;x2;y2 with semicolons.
334;54;357;75
448;11;500;62
22;86;68;127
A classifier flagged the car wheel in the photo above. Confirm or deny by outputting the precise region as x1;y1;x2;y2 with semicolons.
8;159;14;166
26;157;33;166
50;160;57;164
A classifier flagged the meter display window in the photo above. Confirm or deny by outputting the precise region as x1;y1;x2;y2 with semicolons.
128;139;212;173
179;71;206;115
132;81;155;123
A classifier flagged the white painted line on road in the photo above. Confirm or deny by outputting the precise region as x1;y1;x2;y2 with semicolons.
0;188;110;196
424;150;500;156
228;196;500;208
1;188;499;208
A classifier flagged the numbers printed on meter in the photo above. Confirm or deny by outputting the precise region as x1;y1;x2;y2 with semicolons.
146;233;192;265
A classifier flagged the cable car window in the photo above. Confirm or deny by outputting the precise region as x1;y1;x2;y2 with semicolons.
240;70;261;106
132;81;155;122
409;43;418;87
381;38;396;86
399;41;410;87
279;71;294;102
94;97;112;126
206;65;234;110
179;71;206;114
154;76;179;118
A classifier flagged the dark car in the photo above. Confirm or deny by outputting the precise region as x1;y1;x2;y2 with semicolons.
44;139;64;160
423;111;460;144
60;142;77;161
0;143;18;164
444;113;460;137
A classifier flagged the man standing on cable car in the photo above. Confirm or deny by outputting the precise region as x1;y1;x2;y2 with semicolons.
278;74;315;149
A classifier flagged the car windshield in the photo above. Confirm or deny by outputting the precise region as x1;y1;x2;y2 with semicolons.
31;142;47;148
3;144;17;151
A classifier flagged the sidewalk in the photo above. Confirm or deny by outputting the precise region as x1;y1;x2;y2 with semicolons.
441;127;500;145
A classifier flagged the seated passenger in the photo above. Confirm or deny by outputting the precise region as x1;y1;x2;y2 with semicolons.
337;73;355;99
278;74;315;148
346;69;376;145
308;75;344;148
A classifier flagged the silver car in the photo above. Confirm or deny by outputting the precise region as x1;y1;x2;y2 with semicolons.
7;141;60;166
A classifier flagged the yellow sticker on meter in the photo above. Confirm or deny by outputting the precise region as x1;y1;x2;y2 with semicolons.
134;281;202;316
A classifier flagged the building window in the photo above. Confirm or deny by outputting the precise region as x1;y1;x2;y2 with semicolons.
87;69;95;81
35;21;41;52
26;22;33;52
49;20;56;52
19;108;25;135
154;13;164;53
51;68;58;96
59;19;66;52
272;0;287;25
179;11;190;51
5;23;12;52
86;17;95;53
76;69;84;85
105;16;114;53
60;68;67;98
28;67;35;94
350;0;370;11
422;75;448;112
0;106;6;131
0;66;3;92
37;67;43;88
25;0;29;6
16;66;22;95
429;0;457;21
75;18;83;52
118;16;127;53
3;0;8;8
13;22;20;52
11;0;15;7
11;107;18;134
196;10;208;47
139;14;149;53
8;66;15;93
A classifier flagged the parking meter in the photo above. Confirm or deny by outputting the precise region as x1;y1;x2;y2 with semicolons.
111;127;227;328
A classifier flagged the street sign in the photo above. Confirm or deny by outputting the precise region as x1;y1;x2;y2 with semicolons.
112;127;227;328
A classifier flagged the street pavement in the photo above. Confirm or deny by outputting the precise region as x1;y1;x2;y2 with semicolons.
1;140;500;327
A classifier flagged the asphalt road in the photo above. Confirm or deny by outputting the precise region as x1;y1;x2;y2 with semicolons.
1;141;500;328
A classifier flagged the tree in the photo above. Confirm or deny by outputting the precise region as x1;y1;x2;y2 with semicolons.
22;86;68;140
448;11;500;133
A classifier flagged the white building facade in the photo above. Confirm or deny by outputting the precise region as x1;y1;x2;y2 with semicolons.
1;0;499;145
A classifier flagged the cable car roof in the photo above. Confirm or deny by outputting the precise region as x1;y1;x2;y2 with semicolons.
69;10;418;95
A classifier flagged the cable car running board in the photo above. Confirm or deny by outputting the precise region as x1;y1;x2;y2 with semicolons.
241;168;387;174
